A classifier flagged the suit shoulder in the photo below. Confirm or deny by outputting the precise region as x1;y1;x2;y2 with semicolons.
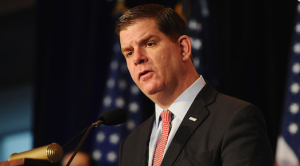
215;92;259;111
200;83;257;111
204;91;267;127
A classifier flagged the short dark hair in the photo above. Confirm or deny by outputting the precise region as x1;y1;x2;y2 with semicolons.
115;4;188;42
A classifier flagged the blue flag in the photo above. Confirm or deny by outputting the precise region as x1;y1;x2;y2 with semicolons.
90;35;147;166
184;0;209;73
275;3;300;166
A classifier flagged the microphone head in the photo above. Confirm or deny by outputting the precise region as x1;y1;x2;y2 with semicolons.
98;108;127;126
8;143;63;163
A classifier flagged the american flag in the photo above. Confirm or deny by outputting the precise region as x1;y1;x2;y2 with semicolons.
275;3;300;166
90;35;147;165
184;0;209;73
180;0;215;87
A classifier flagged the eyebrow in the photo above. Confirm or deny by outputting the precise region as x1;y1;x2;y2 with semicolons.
140;34;157;44
121;34;158;54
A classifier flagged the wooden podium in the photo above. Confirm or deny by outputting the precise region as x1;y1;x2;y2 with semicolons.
0;158;53;166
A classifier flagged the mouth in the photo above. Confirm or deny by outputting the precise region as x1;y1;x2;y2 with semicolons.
139;70;152;79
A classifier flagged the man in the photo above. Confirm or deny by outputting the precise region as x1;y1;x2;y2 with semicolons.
116;4;273;166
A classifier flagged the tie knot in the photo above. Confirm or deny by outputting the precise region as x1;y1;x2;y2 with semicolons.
161;110;172;122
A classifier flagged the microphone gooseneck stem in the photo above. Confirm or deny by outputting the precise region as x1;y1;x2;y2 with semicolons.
62;126;89;149
65;120;103;166
92;120;103;127
62;120;104;149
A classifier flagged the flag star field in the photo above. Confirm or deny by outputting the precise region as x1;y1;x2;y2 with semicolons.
275;3;300;166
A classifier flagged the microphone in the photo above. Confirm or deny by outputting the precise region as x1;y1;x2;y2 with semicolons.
62;108;127;149
8;143;63;163
95;108;127;126
65;108;127;166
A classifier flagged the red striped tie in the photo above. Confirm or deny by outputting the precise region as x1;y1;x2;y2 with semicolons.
153;110;172;166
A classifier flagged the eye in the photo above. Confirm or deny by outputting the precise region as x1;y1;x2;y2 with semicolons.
127;51;133;57
147;42;155;47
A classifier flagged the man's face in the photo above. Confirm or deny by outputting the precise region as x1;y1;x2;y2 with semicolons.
120;19;185;99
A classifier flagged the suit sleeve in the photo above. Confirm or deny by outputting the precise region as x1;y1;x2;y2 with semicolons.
221;104;273;166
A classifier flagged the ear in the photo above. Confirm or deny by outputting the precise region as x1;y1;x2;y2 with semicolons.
177;35;192;62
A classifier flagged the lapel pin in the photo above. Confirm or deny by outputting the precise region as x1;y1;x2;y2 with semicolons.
189;117;197;122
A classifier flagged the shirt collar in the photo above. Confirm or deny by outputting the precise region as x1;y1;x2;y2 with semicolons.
154;75;206;127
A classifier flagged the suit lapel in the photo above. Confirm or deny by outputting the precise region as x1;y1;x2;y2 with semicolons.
138;114;155;166
161;83;217;166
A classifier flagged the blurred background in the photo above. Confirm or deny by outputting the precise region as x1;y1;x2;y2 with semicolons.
0;0;299;165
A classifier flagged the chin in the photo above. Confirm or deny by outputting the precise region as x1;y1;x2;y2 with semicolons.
143;86;163;97
139;80;163;95
141;88;155;96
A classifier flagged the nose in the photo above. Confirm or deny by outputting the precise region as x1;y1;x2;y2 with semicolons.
133;49;148;65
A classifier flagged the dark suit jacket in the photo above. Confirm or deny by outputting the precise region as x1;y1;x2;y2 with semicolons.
119;83;273;166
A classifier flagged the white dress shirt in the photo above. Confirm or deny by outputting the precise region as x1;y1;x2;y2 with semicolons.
148;76;206;165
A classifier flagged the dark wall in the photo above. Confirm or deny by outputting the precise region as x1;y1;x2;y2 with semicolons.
207;1;297;152
0;7;36;90
34;0;116;149
0;3;36;162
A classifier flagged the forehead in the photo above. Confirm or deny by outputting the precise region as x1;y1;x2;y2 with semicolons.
121;19;158;35
122;18;157;30
119;19;162;45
